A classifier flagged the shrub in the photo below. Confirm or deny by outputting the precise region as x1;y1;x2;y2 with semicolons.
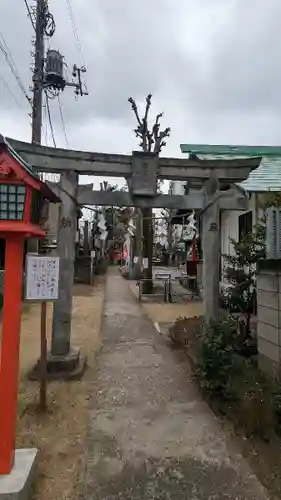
169;312;281;440
233;362;275;439
223;224;266;333
168;316;202;348
197;314;237;399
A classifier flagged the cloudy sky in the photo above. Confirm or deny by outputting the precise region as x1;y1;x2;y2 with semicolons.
0;0;281;187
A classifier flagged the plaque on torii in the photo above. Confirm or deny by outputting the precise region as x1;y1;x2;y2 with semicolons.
130;151;157;197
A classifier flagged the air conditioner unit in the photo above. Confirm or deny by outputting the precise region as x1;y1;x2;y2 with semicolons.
266;207;281;259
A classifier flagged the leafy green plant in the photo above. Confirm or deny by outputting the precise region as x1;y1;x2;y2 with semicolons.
197;314;237;398
223;223;266;333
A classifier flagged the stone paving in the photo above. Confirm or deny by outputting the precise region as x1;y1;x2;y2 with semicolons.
82;268;269;499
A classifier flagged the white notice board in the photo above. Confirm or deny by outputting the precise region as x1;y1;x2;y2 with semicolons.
25;254;60;301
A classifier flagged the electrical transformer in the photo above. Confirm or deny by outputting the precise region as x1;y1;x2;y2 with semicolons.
45;50;65;90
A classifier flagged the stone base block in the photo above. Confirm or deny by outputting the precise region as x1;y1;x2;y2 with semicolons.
0;449;38;500
28;348;87;381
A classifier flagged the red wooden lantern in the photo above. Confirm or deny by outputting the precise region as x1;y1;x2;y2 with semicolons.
0;134;60;475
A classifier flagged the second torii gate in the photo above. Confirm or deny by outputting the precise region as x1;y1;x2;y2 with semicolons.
8;137;261;376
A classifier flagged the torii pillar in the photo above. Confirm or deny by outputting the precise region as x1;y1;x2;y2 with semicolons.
201;175;221;321
48;171;85;377
201;177;249;322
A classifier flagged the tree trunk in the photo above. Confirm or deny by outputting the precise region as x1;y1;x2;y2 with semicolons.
142;206;153;293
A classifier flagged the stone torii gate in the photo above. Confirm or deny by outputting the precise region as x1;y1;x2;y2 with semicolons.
8;137;261;375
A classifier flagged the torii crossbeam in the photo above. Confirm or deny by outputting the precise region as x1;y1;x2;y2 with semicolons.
6;137;261;378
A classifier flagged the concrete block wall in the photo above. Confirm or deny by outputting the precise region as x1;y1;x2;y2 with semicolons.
257;260;281;375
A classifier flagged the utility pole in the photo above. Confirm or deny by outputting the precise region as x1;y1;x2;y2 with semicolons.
30;0;88;376
26;0;88;377
31;0;45;146
27;0;46;254
30;0;48;406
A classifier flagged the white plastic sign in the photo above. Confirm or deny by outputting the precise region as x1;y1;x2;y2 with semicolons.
143;258;149;269
25;254;60;301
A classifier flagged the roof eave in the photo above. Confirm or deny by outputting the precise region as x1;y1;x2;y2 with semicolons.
180;144;281;156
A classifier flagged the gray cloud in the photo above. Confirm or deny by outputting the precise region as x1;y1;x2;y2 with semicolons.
0;0;281;157
176;0;281;116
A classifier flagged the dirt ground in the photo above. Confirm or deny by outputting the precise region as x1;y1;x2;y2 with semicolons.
15;277;105;500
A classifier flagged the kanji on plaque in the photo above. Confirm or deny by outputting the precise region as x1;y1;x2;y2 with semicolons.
25;254;60;301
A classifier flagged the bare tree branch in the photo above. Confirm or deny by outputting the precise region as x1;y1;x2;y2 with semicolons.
154;127;171;153
128;97;142;126
152;112;163;143
128;94;171;155
144;93;152;128
147;131;154;153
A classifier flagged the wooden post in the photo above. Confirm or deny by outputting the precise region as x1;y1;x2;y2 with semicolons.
0;235;24;474
39;301;47;412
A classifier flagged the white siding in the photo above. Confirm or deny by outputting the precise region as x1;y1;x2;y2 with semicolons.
220;194;262;282
170;180;186;195
220;210;241;282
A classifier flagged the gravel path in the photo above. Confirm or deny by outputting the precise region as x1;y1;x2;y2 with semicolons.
83;268;269;499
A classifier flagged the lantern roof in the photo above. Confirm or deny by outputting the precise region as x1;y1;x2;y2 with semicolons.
0;134;60;203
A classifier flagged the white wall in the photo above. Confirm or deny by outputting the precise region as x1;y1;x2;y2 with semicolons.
220;194;261;282
170;180;185;195
257;264;281;375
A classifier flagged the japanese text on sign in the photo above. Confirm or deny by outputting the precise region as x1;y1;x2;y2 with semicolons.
25;254;60;301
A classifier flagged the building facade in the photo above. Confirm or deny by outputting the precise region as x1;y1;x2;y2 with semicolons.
171;145;281;283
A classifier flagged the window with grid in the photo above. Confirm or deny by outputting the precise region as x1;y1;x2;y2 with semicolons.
0;184;26;220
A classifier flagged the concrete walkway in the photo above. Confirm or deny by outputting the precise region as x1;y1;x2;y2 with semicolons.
83;269;269;499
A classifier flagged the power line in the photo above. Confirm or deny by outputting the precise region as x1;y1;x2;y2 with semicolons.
57;94;69;147
0;73;22;109
23;0;36;31
45;92;56;147
0;31;31;107
65;0;84;67
65;0;88;93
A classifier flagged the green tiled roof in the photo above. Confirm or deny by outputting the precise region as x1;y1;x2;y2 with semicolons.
180;144;281;192
180;144;281;156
